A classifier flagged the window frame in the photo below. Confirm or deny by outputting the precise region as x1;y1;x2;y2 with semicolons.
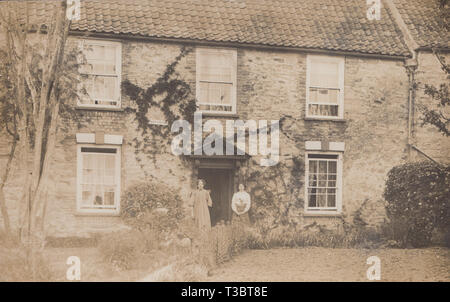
304;151;343;214
77;39;122;109
76;144;121;215
305;54;345;119
196;47;237;115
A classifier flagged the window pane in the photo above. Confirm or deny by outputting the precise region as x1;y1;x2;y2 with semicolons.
199;52;233;82
327;193;336;207
310;61;339;88
317;189;327;207
104;190;115;206
104;46;116;62
94;76;117;99
309;173;317;185
93;191;104;206
308;194;317;207
308;104;339;117
85;45;105;60
82;75;118;103
328;161;337;173
309;88;339;104
199;82;232;105
309;160;317;173
82;185;94;205
89;61;116;75
319;161;327;173
327;188;336;195
327;188;336;207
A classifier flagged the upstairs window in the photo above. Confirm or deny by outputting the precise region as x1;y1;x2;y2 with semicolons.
305;153;343;213
78;40;122;108
196;48;237;114
306;55;344;119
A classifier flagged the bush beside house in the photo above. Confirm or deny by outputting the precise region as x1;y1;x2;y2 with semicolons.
384;161;450;247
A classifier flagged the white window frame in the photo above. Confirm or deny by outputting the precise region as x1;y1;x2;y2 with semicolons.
78;39;122;109
304;151;343;214
196;47;237;114
306;54;345;119
76;144;121;214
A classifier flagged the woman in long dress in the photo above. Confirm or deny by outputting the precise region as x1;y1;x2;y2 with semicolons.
190;179;213;232
231;183;251;225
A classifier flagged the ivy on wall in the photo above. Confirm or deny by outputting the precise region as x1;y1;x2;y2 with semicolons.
243;114;309;233
121;46;197;171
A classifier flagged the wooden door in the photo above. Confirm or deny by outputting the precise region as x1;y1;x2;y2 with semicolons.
198;168;233;226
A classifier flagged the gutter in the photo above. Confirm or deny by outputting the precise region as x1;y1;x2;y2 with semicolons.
68;30;411;61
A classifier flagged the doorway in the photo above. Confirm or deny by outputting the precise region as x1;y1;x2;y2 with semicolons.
198;168;234;226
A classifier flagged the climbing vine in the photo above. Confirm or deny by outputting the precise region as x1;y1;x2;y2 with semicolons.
121;46;197;170
244;114;308;234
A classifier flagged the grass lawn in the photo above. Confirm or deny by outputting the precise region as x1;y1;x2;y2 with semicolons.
0;246;185;282
206;247;450;282
2;246;448;281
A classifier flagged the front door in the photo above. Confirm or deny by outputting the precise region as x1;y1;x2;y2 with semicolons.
198;168;234;226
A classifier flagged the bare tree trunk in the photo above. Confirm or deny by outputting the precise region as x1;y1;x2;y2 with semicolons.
1;0;70;280
28;4;69;246
0;135;18;238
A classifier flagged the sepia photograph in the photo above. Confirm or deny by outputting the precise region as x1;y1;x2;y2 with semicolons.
0;0;448;288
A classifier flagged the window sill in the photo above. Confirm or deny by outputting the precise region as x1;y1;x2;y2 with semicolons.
304;117;346;122
303;212;342;217
76;106;124;112
199;112;240;118
74;211;120;217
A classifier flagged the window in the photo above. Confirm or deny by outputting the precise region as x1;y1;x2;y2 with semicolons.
77;145;121;214
305;153;343;213
306;55;344;118
78;40;122;108
196;47;237;114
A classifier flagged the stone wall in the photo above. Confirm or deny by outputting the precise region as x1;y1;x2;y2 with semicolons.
236;52;409;229
1;36;441;238
412;51;450;164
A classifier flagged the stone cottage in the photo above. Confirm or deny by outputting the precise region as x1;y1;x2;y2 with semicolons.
0;0;448;238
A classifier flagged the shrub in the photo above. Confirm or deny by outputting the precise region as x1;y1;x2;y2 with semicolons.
383;161;450;247
121;181;185;234
98;229;151;270
0;247;53;281
242;223;383;249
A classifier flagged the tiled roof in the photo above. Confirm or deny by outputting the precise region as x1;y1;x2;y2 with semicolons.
393;0;449;49
15;0;414;56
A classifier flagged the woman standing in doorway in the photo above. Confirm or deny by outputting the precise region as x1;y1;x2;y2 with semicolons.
190;179;213;232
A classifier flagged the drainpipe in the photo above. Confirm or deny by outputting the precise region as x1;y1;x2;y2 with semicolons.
384;0;419;161
406;61;417;161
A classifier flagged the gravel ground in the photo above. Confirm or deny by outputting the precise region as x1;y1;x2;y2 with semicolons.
206;247;450;282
